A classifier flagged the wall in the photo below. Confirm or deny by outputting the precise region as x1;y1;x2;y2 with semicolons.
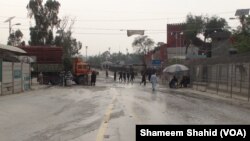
1;60;31;96
167;47;186;59
167;23;185;47
166;23;186;60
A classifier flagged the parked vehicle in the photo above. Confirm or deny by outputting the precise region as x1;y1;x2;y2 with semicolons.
19;46;94;85
72;57;92;85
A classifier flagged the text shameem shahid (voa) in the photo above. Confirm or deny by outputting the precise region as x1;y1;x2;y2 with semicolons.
140;129;184;136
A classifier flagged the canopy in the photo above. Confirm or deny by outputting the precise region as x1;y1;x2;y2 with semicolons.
0;44;26;54
102;61;113;65
163;64;189;73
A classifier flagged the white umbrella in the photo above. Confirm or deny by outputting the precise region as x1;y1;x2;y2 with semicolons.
102;61;113;65
163;64;189;73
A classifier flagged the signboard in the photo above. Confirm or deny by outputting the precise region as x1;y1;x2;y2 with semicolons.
14;70;22;79
152;60;161;66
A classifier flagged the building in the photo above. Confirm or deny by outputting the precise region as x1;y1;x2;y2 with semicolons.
166;23;187;60
144;44;168;68
0;44;31;95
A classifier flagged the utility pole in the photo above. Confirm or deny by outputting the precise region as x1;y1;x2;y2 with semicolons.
86;46;88;61
4;16;21;36
175;33;178;64
4;16;15;36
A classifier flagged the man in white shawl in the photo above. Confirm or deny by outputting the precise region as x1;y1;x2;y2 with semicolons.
150;72;157;91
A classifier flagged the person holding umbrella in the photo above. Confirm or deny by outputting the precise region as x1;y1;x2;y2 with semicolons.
163;64;189;88
169;75;178;88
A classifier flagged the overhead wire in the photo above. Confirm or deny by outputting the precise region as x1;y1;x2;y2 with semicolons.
0;3;239;36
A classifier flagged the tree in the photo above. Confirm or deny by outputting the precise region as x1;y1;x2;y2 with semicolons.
7;29;24;46
27;0;60;45
132;35;155;55
54;17;82;71
204;16;228;42
183;14;228;55
232;33;250;53
231;14;250;53
183;14;205;54
132;35;154;66
156;42;165;47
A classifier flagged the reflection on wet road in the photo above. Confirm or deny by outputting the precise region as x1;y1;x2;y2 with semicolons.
0;76;250;141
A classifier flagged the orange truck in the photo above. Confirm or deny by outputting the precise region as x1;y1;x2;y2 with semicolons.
19;46;93;85
72;57;93;85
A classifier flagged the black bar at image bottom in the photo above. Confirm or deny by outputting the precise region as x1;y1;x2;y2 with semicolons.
136;125;250;141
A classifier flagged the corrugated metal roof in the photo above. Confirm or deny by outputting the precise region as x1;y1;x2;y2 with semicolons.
0;44;26;54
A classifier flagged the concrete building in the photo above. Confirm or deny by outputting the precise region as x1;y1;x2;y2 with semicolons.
166;23;187;60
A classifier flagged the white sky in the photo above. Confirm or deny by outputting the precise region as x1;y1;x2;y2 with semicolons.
0;0;249;56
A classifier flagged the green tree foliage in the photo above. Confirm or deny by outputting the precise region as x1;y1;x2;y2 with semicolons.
87;52;142;68
132;35;155;55
27;0;60;45
88;55;102;68
232;33;250;53
232;15;250;53
204;16;228;41
183;14;205;53
183;14;228;54
7;29;25;46
132;35;154;65
54;17;82;71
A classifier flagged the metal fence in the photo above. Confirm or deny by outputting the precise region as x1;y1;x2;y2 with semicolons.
190;63;250;101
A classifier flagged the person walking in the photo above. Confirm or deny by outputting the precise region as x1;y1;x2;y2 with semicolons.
150;72;157;91
140;72;146;86
59;71;65;86
130;71;135;83
119;71;123;82
126;71;130;83
91;71;97;86
148;71;152;82
114;71;117;82
123;72;126;83
106;69;109;78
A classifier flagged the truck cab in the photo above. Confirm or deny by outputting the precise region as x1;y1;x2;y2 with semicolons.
72;58;92;85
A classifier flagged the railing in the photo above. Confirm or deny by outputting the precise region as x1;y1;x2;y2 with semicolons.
190;63;250;101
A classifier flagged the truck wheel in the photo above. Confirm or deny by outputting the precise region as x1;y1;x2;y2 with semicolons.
50;77;60;85
75;79;79;85
78;76;85;85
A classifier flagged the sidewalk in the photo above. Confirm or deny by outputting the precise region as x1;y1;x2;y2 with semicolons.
157;84;250;109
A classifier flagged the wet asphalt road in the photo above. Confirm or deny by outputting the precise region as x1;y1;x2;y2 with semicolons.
0;75;250;141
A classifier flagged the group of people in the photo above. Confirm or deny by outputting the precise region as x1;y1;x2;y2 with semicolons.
140;71;158;91
116;71;135;83
169;75;190;88
59;71;73;86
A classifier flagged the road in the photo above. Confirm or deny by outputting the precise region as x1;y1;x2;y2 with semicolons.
0;74;250;141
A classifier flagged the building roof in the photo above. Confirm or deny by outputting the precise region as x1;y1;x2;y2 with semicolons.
0;44;26;54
